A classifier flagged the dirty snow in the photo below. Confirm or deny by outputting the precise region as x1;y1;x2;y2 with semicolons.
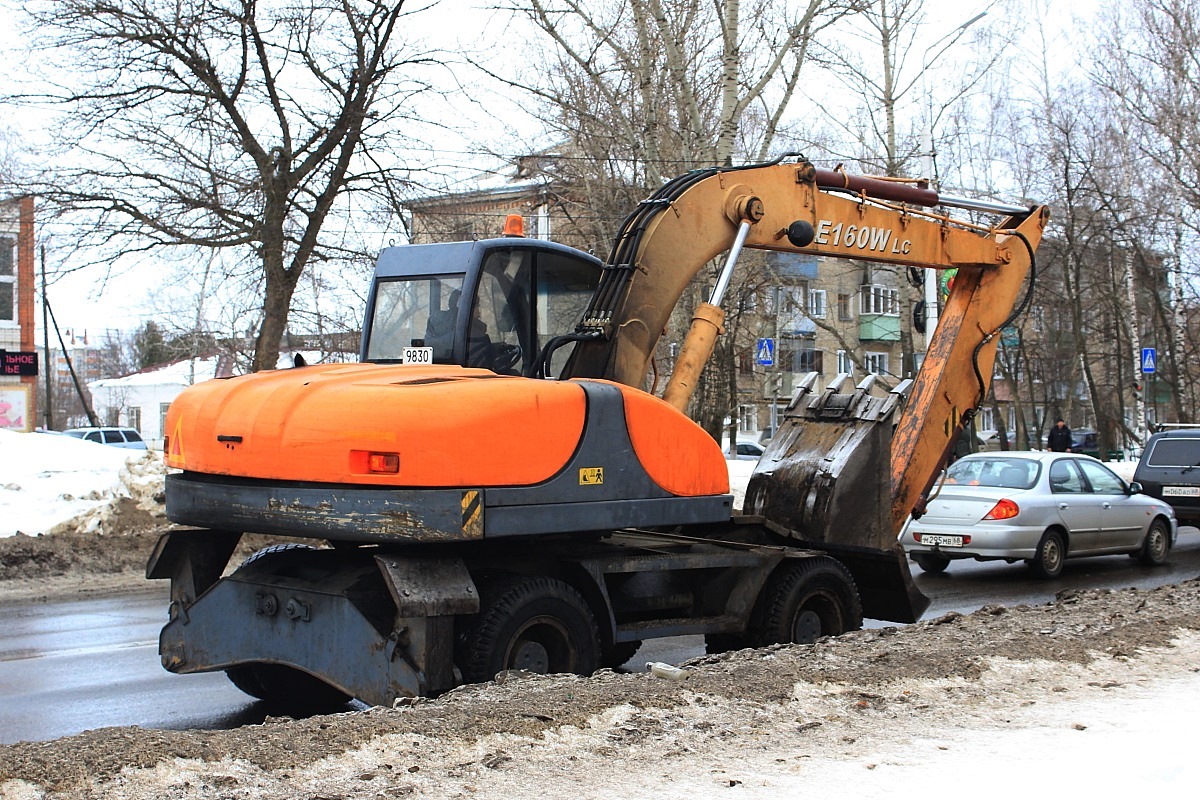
4;432;1199;798
0;430;166;537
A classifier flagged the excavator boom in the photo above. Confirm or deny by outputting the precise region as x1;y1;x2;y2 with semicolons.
565;158;1047;532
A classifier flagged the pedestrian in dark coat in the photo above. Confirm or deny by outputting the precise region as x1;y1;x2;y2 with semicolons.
1047;418;1072;452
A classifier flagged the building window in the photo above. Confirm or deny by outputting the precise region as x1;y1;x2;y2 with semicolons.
159;402;171;437
807;289;827;319
0;281;13;323
837;349;854;376
0;236;13;276
737;349;755;375
860;284;899;316
837;293;853;320
863;351;890;375
738;404;758;433
128;406;142;432
780;336;822;373
0;236;13;323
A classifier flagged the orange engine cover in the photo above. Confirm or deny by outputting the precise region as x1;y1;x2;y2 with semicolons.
164;364;728;496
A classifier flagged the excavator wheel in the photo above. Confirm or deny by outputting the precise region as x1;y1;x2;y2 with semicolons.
703;633;749;655
225;663;352;708
603;640;642;669
455;575;601;684
749;557;863;646
222;544;351;708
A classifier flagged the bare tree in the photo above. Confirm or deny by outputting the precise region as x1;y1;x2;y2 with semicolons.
19;0;439;371
477;0;851;246
1090;0;1200;424
476;0;852;442
815;0;1003;178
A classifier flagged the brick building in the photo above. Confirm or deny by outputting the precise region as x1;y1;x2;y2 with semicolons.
0;196;36;432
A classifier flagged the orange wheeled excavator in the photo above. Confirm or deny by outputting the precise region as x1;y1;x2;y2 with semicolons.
148;157;1047;707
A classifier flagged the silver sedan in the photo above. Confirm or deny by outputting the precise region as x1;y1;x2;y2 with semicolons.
900;451;1177;578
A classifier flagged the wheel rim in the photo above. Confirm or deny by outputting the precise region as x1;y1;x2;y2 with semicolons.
791;592;841;643
510;640;550;672
792;608;823;644
1148;526;1167;560
1044;538;1062;572
504;617;574;674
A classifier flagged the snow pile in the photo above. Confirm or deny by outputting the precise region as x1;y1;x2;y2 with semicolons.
0;430;166;538
726;457;756;510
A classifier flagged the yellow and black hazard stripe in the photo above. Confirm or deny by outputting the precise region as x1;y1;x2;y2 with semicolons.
461;490;483;538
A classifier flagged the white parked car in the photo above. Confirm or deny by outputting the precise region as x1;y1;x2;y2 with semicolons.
732;440;765;461
900;451;1176;578
62;427;148;450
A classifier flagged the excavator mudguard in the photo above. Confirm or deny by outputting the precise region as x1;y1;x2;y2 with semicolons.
743;374;930;624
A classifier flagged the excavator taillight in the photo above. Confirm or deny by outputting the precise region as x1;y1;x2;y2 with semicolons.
983;499;1020;520
502;214;525;237
367;453;400;474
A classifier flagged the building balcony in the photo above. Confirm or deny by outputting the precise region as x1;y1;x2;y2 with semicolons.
859;314;900;341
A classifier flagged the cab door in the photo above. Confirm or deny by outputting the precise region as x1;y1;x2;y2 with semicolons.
470;246;601;376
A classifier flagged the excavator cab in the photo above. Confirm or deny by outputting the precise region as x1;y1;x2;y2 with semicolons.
361;238;603;377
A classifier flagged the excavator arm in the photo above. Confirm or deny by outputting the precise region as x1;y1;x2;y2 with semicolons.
565;158;1047;534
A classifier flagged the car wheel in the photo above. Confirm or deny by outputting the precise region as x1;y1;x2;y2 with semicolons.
1138;519;1171;566
1028;529;1065;579
912;553;951;574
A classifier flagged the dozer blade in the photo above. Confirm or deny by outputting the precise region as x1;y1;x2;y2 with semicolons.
743;373;930;623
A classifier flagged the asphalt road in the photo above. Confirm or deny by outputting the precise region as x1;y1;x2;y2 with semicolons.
3;528;1198;745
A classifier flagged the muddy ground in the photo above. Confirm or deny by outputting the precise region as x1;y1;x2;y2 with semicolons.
2;512;1200;798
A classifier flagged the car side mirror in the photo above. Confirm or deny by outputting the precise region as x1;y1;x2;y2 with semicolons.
1128;481;1143;495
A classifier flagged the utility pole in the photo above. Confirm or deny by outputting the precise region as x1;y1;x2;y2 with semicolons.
40;244;52;430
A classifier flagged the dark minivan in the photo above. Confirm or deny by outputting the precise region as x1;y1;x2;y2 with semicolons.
1133;428;1200;526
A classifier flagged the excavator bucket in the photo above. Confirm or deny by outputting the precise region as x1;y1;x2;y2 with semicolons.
743;374;930;623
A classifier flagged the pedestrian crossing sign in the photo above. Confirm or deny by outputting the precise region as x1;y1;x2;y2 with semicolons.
1141;347;1156;374
756;338;775;366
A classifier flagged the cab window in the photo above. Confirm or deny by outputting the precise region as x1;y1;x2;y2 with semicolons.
365;275;465;362
470;248;599;375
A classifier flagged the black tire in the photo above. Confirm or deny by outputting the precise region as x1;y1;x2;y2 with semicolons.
704;633;749;655
912;552;951;574
749;557;863;647
603;640;643;669
224;663;351;708
1138;518;1171;566
456;576;600;684
235;542;318;570
1028;529;1065;579
224;544;351;708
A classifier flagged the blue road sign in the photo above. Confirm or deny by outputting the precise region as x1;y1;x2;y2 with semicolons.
1141;347;1157;374
755;338;775;367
